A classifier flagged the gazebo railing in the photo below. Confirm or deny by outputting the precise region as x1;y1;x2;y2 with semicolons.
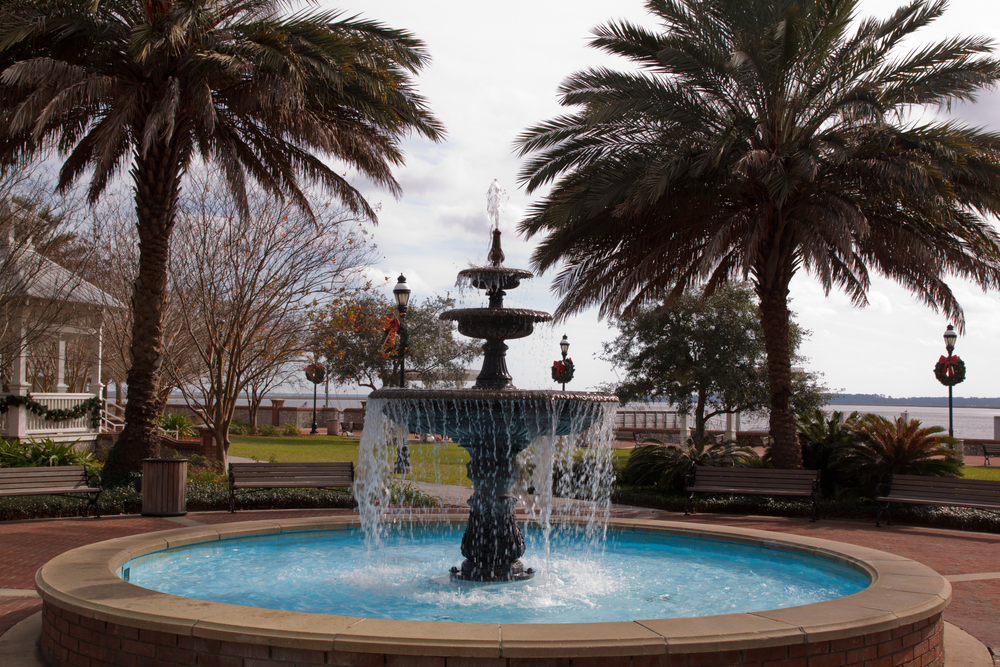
24;393;97;435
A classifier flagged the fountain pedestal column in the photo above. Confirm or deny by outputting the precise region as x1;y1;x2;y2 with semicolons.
453;444;533;582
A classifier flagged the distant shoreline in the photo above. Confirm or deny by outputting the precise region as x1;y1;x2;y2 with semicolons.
829;394;1000;409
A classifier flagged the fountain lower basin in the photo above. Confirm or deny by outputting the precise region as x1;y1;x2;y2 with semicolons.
35;516;950;667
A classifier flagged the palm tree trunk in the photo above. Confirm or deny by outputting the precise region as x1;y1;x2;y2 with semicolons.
107;140;183;476
757;281;803;469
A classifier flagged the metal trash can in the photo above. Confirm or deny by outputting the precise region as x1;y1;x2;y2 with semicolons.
141;458;188;516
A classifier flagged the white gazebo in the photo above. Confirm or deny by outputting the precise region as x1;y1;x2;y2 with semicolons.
1;226;121;446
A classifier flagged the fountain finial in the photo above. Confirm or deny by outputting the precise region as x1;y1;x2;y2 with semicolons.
487;229;505;267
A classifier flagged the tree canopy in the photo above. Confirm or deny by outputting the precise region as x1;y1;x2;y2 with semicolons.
516;0;1000;467
0;0;443;477
311;293;479;390
603;283;828;441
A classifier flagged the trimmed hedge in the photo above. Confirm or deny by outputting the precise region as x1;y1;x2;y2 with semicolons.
611;486;1000;532
0;482;356;521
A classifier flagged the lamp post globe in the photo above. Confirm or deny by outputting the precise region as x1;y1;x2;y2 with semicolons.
943;325;957;437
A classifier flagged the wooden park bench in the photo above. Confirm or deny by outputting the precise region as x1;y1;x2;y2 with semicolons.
0;466;102;517
874;473;1000;527
228;461;354;513
982;443;1000;466
684;466;820;521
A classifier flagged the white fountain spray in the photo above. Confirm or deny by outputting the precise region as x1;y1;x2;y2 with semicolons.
356;182;619;584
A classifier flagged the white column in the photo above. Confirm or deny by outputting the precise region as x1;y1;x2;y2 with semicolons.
55;335;69;393
680;413;690;442
7;310;29;438
725;413;736;441
91;323;104;400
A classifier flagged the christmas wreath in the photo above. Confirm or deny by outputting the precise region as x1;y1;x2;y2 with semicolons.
933;355;966;387
551;358;575;384
304;362;325;384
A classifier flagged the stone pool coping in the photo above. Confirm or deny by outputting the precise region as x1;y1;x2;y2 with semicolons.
34;516;950;660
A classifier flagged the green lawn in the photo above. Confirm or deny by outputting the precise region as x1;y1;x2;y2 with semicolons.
228;435;359;463
227;436;632;488
961;466;1000;481
228;435;473;487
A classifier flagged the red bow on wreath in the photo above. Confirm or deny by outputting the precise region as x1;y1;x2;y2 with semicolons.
383;317;401;346
553;360;566;376
938;355;959;377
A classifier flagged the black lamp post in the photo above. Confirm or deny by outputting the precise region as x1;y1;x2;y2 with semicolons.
393;274;411;388
559;334;570;391
392;274;411;474
944;324;958;437
306;362;324;435
310;380;319;435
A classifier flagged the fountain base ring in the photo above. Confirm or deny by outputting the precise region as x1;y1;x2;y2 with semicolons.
450;559;535;582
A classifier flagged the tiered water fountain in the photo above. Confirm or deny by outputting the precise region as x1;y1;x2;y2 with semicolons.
363;184;617;582
32;184;949;667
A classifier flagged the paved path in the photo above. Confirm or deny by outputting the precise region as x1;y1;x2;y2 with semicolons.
2;504;999;665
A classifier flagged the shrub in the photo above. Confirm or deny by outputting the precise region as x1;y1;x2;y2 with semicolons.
160;413;198;438
621;438;755;493
0;438;97;472
839;415;962;496
258;424;281;436
796;409;860;497
230;420;255;436
280;422;301;436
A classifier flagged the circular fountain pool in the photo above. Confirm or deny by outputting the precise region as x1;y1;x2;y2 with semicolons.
36;516;951;667
119;526;869;623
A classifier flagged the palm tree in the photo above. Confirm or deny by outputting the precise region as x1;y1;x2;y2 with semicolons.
839;414;961;496
0;0;443;477
514;0;1000;469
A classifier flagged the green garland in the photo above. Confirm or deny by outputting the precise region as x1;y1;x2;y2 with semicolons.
0;393;103;428
934;355;966;387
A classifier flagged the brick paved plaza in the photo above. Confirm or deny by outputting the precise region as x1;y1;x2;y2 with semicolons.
2;507;998;665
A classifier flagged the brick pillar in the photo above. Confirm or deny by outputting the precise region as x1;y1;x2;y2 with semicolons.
270;399;285;426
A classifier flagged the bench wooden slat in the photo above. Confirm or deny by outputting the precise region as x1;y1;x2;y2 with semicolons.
875;473;1000;525
229;461;354;513
685;466;820;521
0;466;102;516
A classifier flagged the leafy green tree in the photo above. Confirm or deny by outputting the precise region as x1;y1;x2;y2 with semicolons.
515;0;1000;469
311;294;478;390
603;283;827;442
0;0;443;478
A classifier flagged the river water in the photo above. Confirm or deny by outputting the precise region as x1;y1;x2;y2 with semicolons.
624;402;1000;440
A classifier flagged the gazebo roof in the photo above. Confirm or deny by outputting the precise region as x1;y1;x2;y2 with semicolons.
0;200;123;310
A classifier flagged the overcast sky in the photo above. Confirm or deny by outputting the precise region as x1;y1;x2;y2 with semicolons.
324;0;1000;400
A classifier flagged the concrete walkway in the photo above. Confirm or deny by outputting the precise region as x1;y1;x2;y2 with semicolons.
2;502;999;665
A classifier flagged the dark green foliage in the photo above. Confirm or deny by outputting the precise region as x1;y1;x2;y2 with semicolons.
621;439;756;493
160;413;198;439
280;423;302;437
796;410;860;497
839;415;962;496
603;284;828;441
0;483;357;521
0;438;97;472
610;486;1000;532
230;420;256;436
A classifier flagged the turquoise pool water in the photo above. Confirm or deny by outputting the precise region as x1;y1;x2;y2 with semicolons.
121;527;869;624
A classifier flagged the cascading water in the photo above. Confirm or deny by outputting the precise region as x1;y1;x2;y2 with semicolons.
356;186;620;582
